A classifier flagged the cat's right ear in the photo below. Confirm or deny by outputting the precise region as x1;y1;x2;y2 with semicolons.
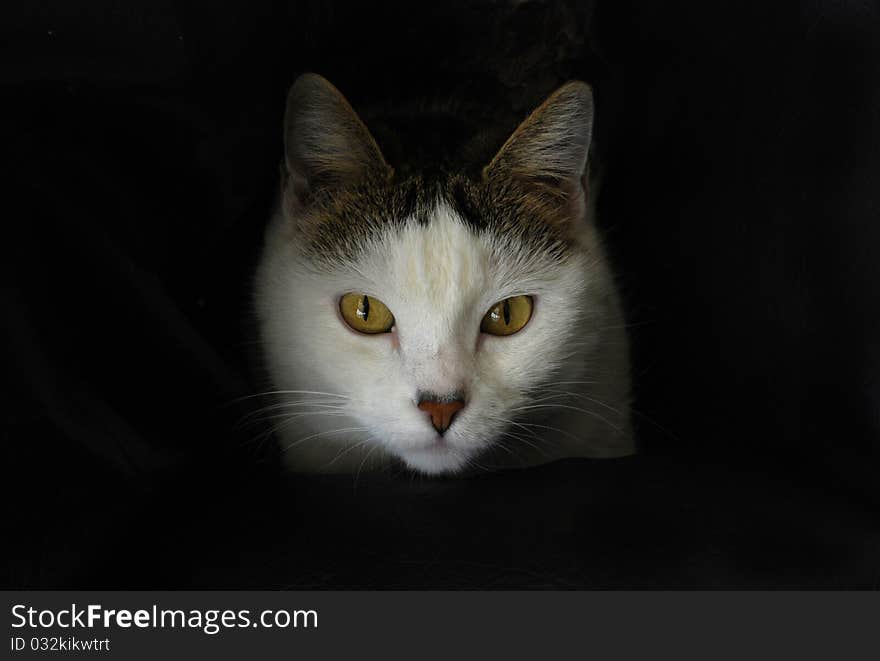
483;81;594;217
283;73;391;206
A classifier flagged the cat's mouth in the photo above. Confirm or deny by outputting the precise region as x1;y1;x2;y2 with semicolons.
396;438;472;475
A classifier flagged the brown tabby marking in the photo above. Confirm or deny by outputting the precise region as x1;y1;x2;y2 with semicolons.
282;75;594;269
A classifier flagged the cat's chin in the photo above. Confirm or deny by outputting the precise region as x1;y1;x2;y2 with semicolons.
397;443;473;476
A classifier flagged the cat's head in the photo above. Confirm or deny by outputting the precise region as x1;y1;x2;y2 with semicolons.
258;74;618;474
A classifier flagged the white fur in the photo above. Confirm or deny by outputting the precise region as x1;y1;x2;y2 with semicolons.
257;199;633;473
255;199;633;475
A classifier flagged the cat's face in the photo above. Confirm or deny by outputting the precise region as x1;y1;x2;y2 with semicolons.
267;201;595;473
257;74;613;474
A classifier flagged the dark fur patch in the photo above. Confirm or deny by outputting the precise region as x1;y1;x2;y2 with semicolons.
287;170;580;268
282;75;591;267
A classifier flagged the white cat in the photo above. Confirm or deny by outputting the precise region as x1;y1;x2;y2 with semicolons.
254;73;633;475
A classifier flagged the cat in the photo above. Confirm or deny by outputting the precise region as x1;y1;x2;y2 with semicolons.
254;73;633;475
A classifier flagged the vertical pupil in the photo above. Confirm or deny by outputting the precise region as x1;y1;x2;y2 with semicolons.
502;299;511;325
361;295;370;321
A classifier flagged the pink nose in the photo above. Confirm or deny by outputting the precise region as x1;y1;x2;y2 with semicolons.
417;394;466;435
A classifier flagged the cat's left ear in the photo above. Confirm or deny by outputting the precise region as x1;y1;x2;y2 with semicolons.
283;73;392;204
483;81;594;213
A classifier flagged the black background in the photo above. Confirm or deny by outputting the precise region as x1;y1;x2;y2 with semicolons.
3;0;880;588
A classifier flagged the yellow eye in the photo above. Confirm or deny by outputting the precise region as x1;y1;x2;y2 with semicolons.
480;295;533;336
339;293;395;334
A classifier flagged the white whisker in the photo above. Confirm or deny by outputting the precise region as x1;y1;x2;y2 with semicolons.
229;389;350;404
509;403;623;434
282;426;368;454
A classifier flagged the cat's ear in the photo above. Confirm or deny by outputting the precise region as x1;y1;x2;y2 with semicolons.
483;81;593;206
283;73;391;203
